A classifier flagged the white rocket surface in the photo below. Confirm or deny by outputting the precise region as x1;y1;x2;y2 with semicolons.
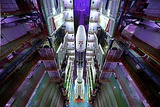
74;25;86;100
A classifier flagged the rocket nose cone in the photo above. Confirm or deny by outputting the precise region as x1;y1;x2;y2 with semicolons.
76;25;86;52
78;25;85;29
76;25;86;36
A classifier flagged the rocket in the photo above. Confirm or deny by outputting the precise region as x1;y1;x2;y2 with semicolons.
74;25;86;100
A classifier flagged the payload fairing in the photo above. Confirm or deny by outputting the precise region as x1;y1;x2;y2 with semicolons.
74;25;86;100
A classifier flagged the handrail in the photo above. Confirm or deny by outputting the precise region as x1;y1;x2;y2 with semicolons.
0;54;40;107
0;40;43;81
117;41;160;87
121;57;158;106
121;34;160;63
130;45;160;74
145;58;160;74
0;43;31;68
0;32;41;59
132;36;160;62
11;64;45;107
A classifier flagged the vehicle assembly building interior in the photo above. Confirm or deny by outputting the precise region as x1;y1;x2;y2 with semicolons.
0;0;160;107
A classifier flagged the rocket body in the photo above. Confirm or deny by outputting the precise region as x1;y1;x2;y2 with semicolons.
74;25;86;100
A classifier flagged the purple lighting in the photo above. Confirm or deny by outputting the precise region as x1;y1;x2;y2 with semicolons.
73;0;91;80
74;0;90;28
